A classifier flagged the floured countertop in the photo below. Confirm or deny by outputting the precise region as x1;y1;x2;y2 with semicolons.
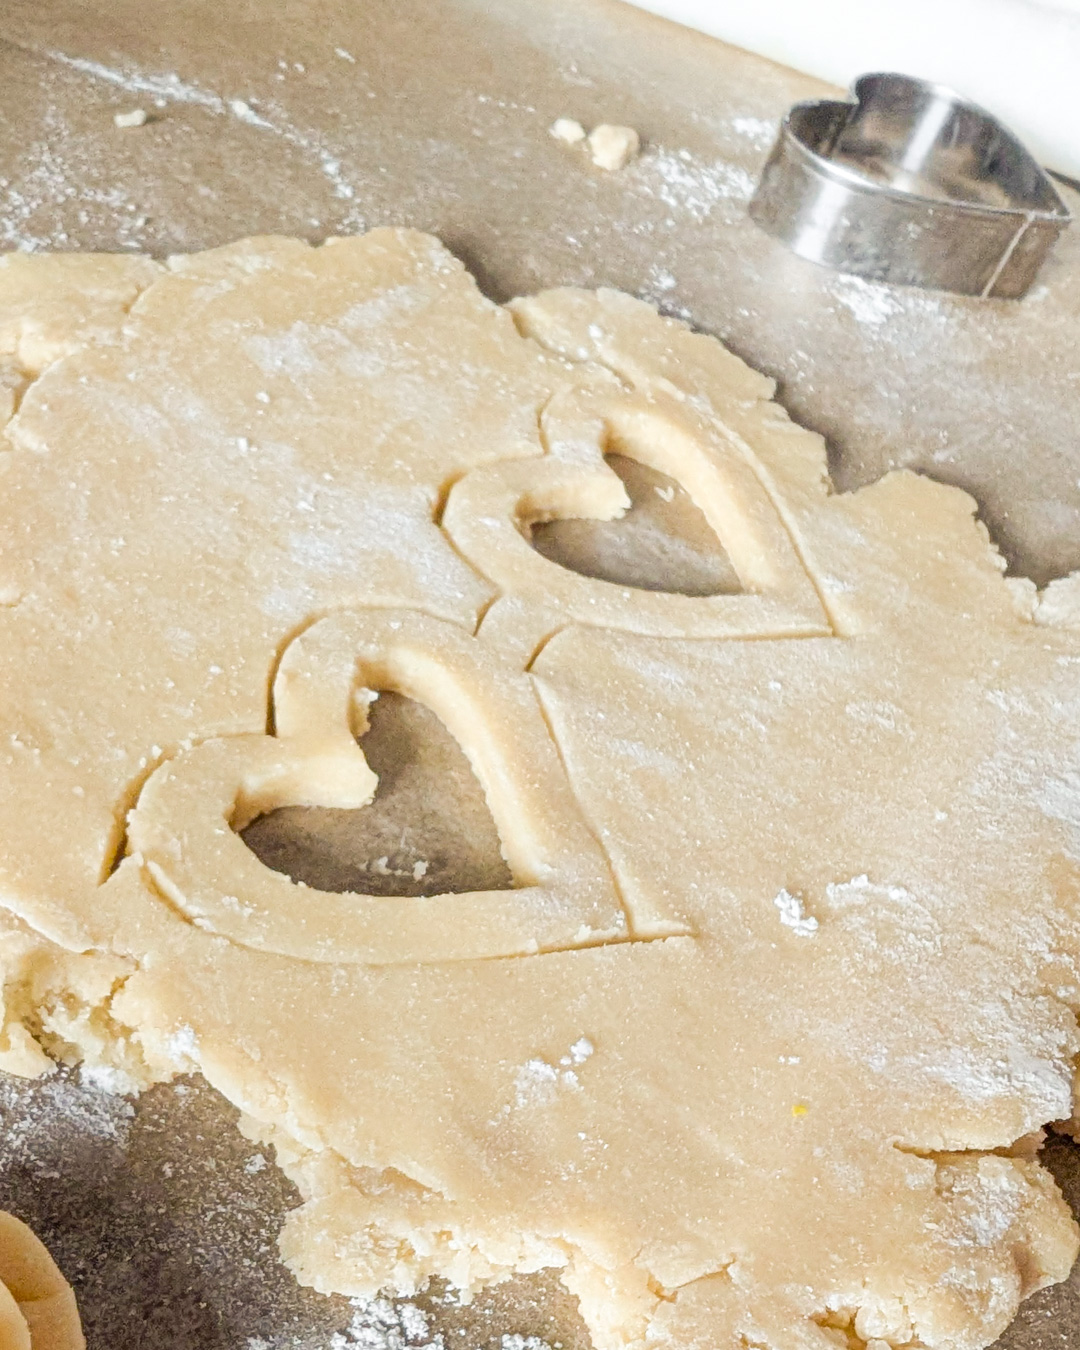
0;2;1078;1348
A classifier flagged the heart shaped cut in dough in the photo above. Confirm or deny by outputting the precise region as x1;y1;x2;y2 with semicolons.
445;377;830;639
126;608;643;964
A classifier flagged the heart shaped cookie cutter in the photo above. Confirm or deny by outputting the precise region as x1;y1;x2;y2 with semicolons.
749;72;1071;298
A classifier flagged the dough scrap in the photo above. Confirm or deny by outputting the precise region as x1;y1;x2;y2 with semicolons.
0;230;1077;1350
587;125;641;171
0;1212;84;1350
550;117;587;146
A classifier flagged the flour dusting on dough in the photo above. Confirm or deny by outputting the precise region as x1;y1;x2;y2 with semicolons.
773;887;818;936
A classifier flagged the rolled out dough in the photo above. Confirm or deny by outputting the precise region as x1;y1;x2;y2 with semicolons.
0;230;1079;1350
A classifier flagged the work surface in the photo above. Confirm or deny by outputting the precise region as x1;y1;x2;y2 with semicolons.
0;2;1078;1347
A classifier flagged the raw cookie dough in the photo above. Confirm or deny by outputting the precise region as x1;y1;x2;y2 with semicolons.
0;230;1079;1350
587;125;641;171
0;1212;83;1350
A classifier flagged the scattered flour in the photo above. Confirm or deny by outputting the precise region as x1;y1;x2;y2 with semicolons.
920;1035;1074;1115
772;887;819;937
636;147;755;221
318;854;433;883
638;264;688;319
513;1039;593;1108
79;1062;143;1095
831;275;904;327
44;49;364;214
828;272;948;332
939;1157;1027;1250
166;1023;200;1068
731;115;776;147
47;52;223;111
327;1306;555;1350
561;1037;594;1067
0;1066;135;1164
0;105;151;251
333;1297;444;1350
513;1058;560;1109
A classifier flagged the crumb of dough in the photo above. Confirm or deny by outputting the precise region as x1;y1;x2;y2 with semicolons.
549;117;587;146
587;123;641;170
113;108;148;129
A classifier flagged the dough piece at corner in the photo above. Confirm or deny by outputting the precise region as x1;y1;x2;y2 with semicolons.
0;1212;84;1350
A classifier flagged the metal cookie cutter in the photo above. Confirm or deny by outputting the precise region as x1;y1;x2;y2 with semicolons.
749;72;1072;298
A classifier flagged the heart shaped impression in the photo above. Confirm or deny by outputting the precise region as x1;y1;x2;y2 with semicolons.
444;377;829;642
125;608;646;964
749;72;1071;298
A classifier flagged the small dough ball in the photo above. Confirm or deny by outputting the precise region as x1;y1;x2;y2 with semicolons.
587;123;641;170
550;117;587;145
